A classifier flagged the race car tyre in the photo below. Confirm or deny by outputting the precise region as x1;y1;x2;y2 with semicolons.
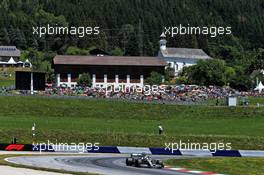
156;160;161;164
126;158;133;166
135;159;142;167
156;160;164;168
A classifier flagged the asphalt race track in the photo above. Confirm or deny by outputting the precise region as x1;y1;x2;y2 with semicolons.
6;154;194;175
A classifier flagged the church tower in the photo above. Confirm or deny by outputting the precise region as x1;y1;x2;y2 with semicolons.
159;32;167;51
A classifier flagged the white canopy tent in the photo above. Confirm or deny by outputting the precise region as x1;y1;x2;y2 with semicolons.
254;81;264;93
24;59;32;68
7;57;17;64
0;57;33;68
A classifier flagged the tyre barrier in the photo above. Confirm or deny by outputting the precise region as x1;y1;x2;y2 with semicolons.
88;146;120;154
149;147;182;155
0;143;263;157
212;150;241;157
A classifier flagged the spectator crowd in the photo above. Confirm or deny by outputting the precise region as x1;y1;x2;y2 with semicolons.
1;83;263;104
42;85;236;103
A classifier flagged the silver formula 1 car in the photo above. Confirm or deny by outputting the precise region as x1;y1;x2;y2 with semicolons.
126;153;164;168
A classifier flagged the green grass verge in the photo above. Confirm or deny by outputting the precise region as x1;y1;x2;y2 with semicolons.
0;95;264;149
0;79;15;87
248;97;264;105
0;154;97;175
165;157;264;175
207;96;264;106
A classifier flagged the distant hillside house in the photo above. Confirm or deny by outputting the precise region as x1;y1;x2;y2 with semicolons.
158;33;211;76
0;46;21;62
53;55;166;88
0;46;32;68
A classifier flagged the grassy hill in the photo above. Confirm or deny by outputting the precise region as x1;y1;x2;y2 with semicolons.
0;95;264;149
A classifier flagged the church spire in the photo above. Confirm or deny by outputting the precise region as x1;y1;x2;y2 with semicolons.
159;32;167;51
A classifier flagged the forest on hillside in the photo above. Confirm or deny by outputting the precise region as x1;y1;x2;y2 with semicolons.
0;0;263;54
0;0;264;89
